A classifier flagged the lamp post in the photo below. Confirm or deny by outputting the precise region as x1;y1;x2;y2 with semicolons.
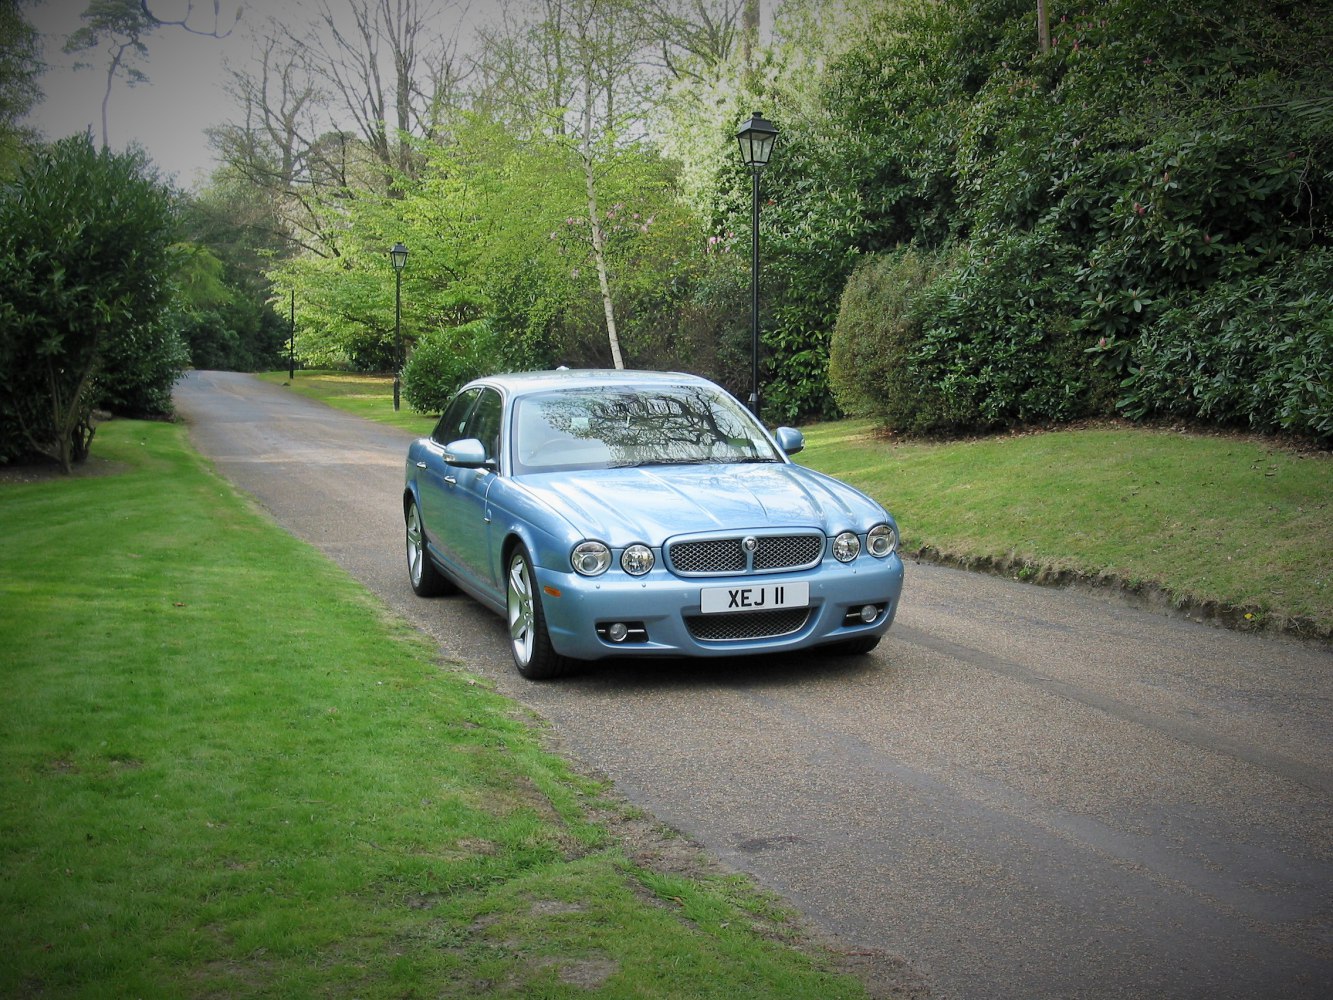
735;112;778;417
390;242;408;411
288;289;295;381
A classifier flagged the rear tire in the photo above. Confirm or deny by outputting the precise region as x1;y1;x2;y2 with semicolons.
506;545;570;680
406;498;453;597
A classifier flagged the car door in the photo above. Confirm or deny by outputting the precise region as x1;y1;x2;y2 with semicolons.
448;387;504;599
417;387;481;575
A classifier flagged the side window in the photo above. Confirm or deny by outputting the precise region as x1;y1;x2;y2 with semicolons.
466;388;504;464
432;388;480;444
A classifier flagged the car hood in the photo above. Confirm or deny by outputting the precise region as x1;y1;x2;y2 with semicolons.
515;462;887;545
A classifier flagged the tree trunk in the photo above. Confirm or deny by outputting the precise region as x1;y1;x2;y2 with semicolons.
582;89;624;370
582;150;625;370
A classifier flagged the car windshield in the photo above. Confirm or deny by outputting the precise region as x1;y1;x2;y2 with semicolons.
510;385;782;475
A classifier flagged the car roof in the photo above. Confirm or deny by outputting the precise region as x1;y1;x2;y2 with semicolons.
467;369;718;399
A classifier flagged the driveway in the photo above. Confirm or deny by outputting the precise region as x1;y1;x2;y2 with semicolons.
175;370;1332;1000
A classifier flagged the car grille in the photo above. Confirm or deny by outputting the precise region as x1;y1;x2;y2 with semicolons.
685;608;810;642
667;533;823;576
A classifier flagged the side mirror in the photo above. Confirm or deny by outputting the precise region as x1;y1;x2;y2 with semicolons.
442;438;488;468
774;426;805;456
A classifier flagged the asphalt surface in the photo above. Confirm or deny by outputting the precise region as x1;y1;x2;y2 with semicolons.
174;370;1332;1000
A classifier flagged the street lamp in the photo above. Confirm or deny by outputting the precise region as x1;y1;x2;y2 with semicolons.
288;289;295;381
390;242;408;411
735;111;778;417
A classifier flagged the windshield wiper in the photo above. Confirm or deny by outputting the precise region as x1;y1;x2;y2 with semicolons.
611;458;711;469
611;455;777;468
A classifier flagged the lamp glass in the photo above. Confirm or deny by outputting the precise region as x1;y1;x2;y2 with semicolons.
736;113;778;169
390;242;409;271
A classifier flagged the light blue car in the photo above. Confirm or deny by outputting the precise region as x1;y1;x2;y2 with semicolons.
403;369;904;679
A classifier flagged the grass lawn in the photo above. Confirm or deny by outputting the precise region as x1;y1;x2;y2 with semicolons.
0;418;878;998
800;420;1331;637
259;370;1332;638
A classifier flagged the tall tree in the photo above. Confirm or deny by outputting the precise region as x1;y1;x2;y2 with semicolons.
474;0;661;366
213;0;470;267
62;1;240;149
291;0;467;186
63;0;155;149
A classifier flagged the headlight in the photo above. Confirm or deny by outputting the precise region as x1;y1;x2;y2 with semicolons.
621;544;654;576
868;523;898;558
571;540;612;576
833;531;861;563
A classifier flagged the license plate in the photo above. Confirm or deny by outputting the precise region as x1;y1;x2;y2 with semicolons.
700;581;809;614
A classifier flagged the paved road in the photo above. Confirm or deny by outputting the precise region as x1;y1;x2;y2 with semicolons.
175;370;1332;1000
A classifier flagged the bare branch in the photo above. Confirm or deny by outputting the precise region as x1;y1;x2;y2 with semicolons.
140;0;241;38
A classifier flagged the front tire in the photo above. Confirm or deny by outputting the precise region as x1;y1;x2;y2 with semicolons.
406;498;453;597
506;545;570;680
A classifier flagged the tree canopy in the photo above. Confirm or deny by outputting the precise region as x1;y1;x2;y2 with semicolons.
9;0;1330;469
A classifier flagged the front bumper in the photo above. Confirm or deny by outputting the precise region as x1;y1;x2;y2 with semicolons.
533;555;904;660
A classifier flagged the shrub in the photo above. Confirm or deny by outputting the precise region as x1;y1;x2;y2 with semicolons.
401;320;500;414
830;247;955;433
833;232;1116;436
914;229;1102;432
1118;249;1333;443
0;136;177;469
96;317;192;417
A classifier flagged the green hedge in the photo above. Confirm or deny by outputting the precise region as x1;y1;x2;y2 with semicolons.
1115;249;1333;441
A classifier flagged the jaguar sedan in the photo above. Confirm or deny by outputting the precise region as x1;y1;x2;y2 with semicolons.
403;369;904;679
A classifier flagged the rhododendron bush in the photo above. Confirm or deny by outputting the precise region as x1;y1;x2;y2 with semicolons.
819;0;1330;442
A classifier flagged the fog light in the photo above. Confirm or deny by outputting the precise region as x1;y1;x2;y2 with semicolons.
859;604;879;623
607;622;630;643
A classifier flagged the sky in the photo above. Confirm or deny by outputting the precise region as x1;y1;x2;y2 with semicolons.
25;0;256;188
24;0;779;191
24;0;487;190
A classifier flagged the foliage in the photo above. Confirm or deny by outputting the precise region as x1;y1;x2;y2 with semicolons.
179;299;290;372
265;138;491;372
817;0;1332;437
94;311;192;416
913;229;1115;432
174;187;293;373
196;0;1333;440
1116;248;1333;441
0;0;41;174
0;135;179;470
829;246;956;433
268;114;707;381
401;320;500;414
833;232;1116;434
63;0;158;148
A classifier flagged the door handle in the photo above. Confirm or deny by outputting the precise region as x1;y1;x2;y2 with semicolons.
416;461;427;469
